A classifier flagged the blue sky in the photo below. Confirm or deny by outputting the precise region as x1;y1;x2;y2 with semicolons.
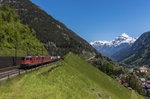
31;0;150;42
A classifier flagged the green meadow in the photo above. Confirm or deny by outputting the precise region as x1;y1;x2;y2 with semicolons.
0;53;144;99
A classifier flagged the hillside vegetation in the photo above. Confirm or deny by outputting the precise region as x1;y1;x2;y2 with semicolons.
0;3;48;56
0;0;97;57
0;53;143;99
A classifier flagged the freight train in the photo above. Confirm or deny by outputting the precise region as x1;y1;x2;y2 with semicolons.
20;55;60;69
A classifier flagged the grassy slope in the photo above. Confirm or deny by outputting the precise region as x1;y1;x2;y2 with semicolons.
0;53;144;99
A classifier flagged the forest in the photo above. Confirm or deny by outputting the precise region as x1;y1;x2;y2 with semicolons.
0;3;48;56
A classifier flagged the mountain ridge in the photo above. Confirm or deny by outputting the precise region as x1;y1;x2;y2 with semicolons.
114;31;150;66
90;33;137;57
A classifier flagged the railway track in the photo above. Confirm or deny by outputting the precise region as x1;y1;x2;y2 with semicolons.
0;66;19;72
0;59;61;82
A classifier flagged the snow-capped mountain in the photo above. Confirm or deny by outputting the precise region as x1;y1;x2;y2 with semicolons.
90;33;137;57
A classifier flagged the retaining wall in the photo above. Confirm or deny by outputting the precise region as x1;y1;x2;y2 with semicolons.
0;57;21;68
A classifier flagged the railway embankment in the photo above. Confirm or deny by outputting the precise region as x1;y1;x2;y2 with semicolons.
0;59;61;82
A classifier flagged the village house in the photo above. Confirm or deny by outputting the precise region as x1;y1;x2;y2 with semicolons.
139;67;147;73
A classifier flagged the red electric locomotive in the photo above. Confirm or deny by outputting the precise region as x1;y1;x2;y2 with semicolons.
20;55;51;68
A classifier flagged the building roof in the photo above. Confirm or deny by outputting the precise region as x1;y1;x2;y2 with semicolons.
139;67;147;70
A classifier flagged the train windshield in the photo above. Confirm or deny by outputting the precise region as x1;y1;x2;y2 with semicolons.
26;58;30;61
